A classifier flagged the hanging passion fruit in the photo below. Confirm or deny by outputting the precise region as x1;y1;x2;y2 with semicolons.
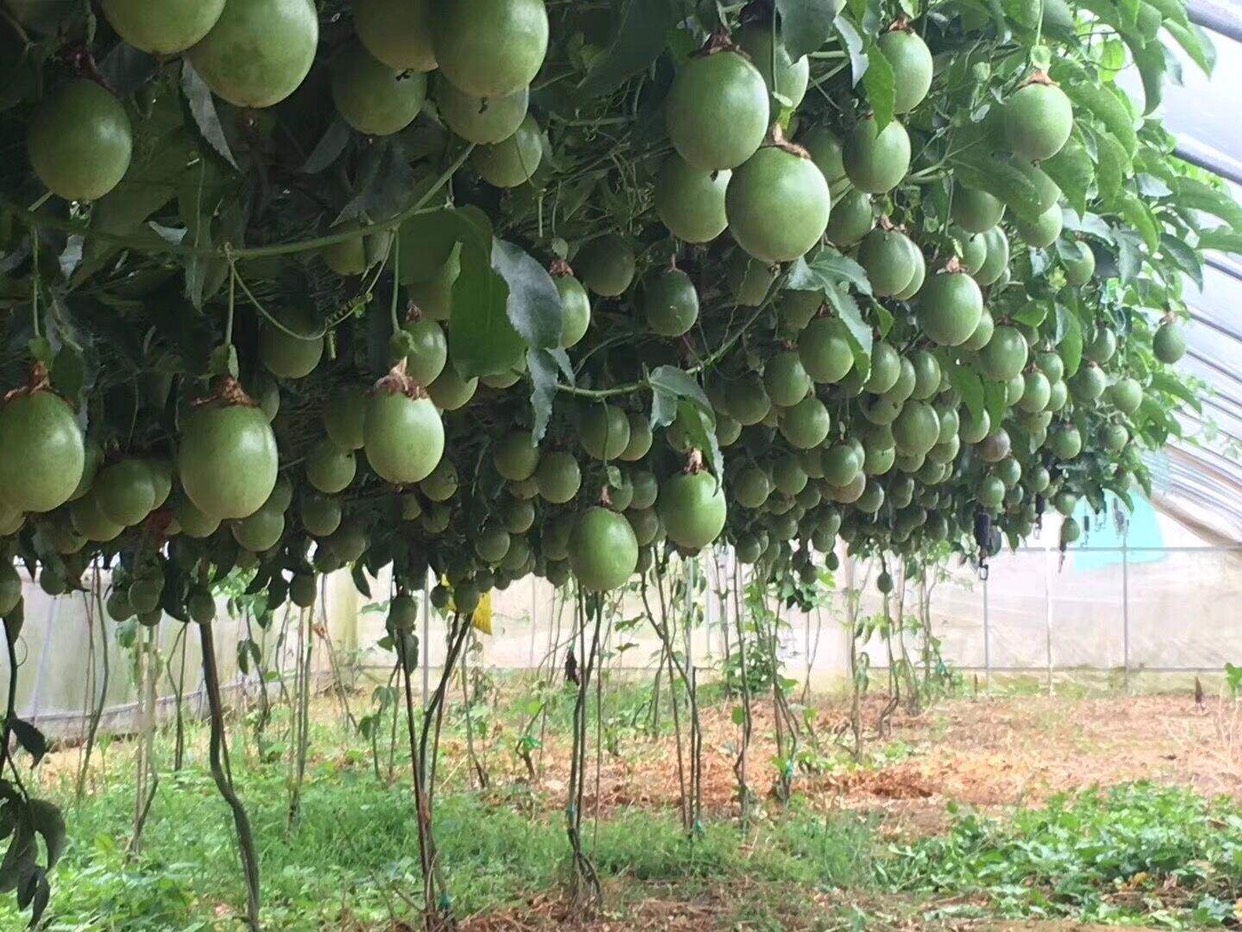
974;228;1010;287
0;385;85;514
843;117;911;194
363;365;446;485
493;430;541;481
260;321;324;379
401;319;448;386
779;396;831;449
178;385;278;521
580;404;631;461
658;467;727;551
952;187;1006;233
305;439;356;494
323;386;367;450
28;80;132;202
535;451;581;504
877;29;933;113
654;156;730;244
858;228;918;297
1153;321;1186;363
642;268;700;337
735;22;810;109
1004;79;1074;161
569;506;638;592
426;365;478;410
665;47;770;171
1062;240;1095;285
353;0;437;71
94;460;156;527
301;495;342;537
825;188;873;246
575;235;636;297
437;81;529;144
432;0;549;98
553;270;592;349
979;326;1030;381
332;42;427;136
472;114;544;188
187;0;319;108
726;143;831;263
1014;203;1063;248
916;270;984;346
102;0;225;54
799;318;855;384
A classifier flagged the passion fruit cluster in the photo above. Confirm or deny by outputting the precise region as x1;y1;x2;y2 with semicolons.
0;0;1207;627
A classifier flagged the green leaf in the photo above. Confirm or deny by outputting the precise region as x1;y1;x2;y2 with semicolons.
862;39;895;130
950;150;1045;224
1118;189;1158;251
1054;66;1138;159
947;359;985;422
1094;131;1128;211
1164;20;1214;75
1197;228;1242;254
834;15;868;87
983;379;1009;427
1173;177;1242;230
674;399;725;485
492;239;563;350
7;720;46;767
527;347;573;443
825;288;873;362
1128;34;1166;115
28;801;63;869
1141;0;1187;28
450;243;524;378
1041;142;1093;217
649;365;710;427
1159;233;1203;288
300;118;351;174
778;0;840;59
578;0;674;97
1057;305;1084;376
1149;370;1202;413
181;62;238;170
1111;227;1146;283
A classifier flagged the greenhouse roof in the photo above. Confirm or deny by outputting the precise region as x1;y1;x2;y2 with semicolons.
1134;5;1242;541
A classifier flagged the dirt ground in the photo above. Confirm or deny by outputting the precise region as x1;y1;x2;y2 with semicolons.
450;691;1241;930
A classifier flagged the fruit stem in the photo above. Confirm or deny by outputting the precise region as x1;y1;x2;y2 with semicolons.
29;230;40;340
389;230;403;337
225;264;236;348
549;259;574;278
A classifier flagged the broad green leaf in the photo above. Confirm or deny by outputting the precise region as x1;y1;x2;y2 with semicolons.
1198;227;1242;254
1057;305;1084;376
648;365;712;419
181;61;238;169
28;801;63;869
1150;370;1202;413
1128;36;1166;114
492;239;563;349
1094;130;1128;210
450;240;525;378
1111;227;1146;283
1040;141;1093;217
1164;20;1214;75
1118;189;1159;250
1053;66;1138;158
300;118;351;174
947;359;985;422
527;347;572;443
862;39;895;130
778;0;840;59
834;15;869;86
1159;232;1203;288
1173;177;1242;230
1141;0;1187;28
578;0;675;97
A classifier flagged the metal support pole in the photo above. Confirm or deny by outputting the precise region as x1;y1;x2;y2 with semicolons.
1122;535;1131;692
1044;544;1054;697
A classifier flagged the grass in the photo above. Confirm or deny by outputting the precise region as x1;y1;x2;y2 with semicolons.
8;682;1242;930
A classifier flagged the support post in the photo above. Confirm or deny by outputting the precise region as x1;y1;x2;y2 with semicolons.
1122;536;1131;692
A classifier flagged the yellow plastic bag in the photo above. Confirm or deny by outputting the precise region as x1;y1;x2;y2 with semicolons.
442;578;492;635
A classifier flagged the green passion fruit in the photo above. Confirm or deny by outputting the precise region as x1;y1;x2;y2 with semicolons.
438;81;529;145
332;42;427;136
187;0;319;108
642;269;699;337
916;271;984;346
974;228;1010;286
735;22;810;109
401;319;449;386
352;0;437;71
1085;327;1117;364
94;460;156;527
654;156;730;244
858;228;918;297
580;404;631;461
726;146;831;263
764;351;812;407
825;189;873;246
665;49;770;171
301;495;342;537
363;391;445;485
260;323;324;379
535;451;581;503
493;430;540;481
1153;321;1186;363
575;234;636;297
323;387;367;450
843;117;911;194
426;365;478;410
305;439;356;493
952;187;1006;234
893;401;940;458
472;114;543;188
734;467;772;509
233;501;285;553
1062;240;1095;285
799;318;855;384
659;471;727;551
1004;80;1074;162
1014;204;1063;248
779;396;831;449
979;326;1030;381
569;507;638;591
894;243;927;300
0;390;85;514
555;273;592;348
179;400;278;521
29;80;132;202
877;29;933;114
102;0;225;54
620;413;654;462
1109;377;1143;414
432;0;548;98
